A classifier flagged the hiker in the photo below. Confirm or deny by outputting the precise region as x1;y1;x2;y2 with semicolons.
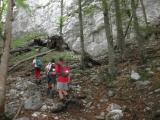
32;56;42;84
55;58;70;101
45;59;57;97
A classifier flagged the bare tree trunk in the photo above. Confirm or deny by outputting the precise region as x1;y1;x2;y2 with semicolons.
114;0;124;56
139;0;148;26
60;0;63;36
0;0;13;116
131;0;145;62
124;15;133;39
78;0;86;69
57;0;64;51
102;0;116;76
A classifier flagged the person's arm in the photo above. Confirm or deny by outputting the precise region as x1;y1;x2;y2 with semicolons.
67;67;71;83
68;74;71;83
45;65;49;74
32;59;35;67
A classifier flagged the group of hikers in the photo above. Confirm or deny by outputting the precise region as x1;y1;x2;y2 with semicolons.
32;55;70;101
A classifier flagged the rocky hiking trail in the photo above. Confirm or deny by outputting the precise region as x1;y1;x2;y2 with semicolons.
5;42;160;120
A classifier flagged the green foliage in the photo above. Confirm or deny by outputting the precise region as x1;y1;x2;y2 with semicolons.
12;32;47;48
15;0;28;9
15;0;31;13
0;0;7;29
56;16;67;26
42;51;79;63
139;70;151;81
0;0;7;19
83;4;97;15
140;25;160;34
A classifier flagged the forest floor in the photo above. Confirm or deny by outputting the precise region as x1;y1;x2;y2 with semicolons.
5;40;160;120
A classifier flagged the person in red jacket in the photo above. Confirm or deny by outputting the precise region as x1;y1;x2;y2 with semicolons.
32;56;42;84
55;58;70;101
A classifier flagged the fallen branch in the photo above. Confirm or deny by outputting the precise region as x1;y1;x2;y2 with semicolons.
9;49;54;72
10;46;31;55
12;102;23;120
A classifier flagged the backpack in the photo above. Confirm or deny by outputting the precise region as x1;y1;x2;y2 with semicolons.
36;58;42;68
58;63;69;77
49;64;55;73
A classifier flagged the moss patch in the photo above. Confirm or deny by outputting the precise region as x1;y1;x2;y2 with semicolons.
12;32;47;48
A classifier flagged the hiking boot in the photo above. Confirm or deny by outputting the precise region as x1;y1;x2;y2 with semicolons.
38;80;41;85
47;88;55;98
47;88;50;96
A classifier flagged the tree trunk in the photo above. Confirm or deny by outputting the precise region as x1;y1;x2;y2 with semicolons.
60;0;63;36
57;0;64;51
102;0;116;76
114;0;124;56
140;0;148;26
78;0;86;69
131;0;145;62
124;15;133;39
0;0;13;116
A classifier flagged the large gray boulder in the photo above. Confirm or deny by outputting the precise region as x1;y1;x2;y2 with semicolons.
24;95;43;110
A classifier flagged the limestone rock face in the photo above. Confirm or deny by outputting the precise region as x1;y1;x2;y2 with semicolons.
13;0;160;58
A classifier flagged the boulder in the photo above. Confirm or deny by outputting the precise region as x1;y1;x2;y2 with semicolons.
24;95;43;110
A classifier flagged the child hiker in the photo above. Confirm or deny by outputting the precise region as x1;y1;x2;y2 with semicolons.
45;59;57;97
32;56;42;84
55;58;70;101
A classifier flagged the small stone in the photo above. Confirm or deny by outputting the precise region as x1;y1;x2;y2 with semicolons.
54;116;59;120
144;107;151;112
107;90;115;97
154;88;160;93
82;100;87;104
148;92;153;95
145;68;151;71
32;112;41;117
100;112;105;116
86;102;92;108
107;103;121;112
95;115;105;120
95;82;100;86
131;70;140;81
41;114;47;118
41;104;48;111
148;71;154;75
16;117;30;120
90;106;96;110
20;91;24;95
100;98;108;103
105;109;123;120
